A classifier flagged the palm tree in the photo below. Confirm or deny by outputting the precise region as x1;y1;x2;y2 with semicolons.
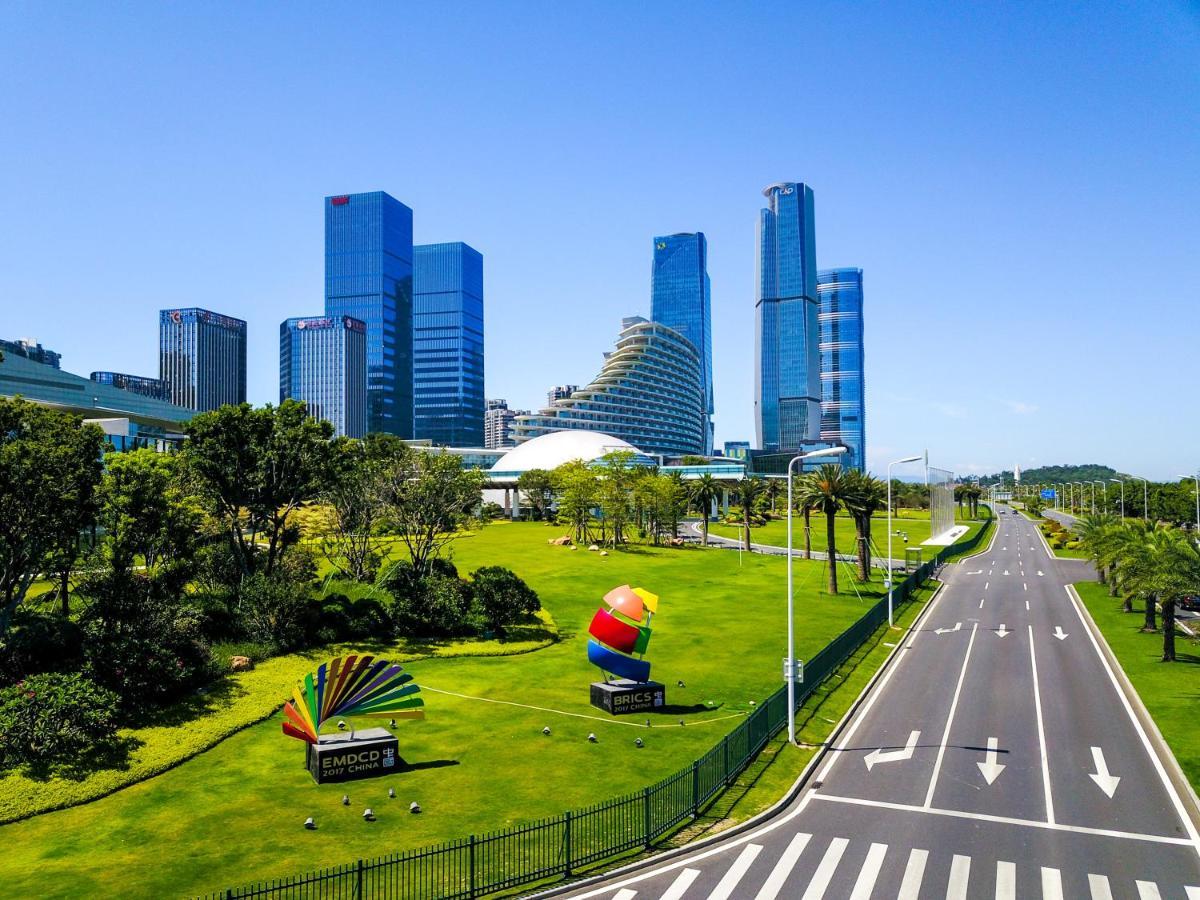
1117;527;1200;660
688;473;720;547
1077;513;1118;585
796;464;856;595
845;471;887;581
732;477;765;551
764;478;783;516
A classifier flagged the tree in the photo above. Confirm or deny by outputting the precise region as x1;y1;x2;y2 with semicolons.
1109;525;1200;661
765;477;783;515
0;398;104;635
796;464;856;595
517;469;556;521
318;438;390;582
595;451;636;546
183;401;334;577
553;460;599;544
380;448;486;579
732;478;766;550
469;566;541;635
688;474;721;546
1076;513;1118;586
845;471;887;581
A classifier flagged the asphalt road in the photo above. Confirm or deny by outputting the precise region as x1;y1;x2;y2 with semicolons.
552;506;1200;899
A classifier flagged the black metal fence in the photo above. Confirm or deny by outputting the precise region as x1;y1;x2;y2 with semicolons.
205;517;991;900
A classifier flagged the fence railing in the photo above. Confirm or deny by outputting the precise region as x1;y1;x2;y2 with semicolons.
205;514;992;900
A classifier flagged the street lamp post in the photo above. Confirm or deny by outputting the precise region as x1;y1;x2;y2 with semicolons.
887;455;924;629
786;446;848;744
1110;478;1124;520
1179;474;1199;534
1132;476;1149;521
1093;480;1106;515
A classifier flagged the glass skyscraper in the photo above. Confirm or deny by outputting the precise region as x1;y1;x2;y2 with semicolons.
651;232;713;455
754;182;820;452
412;242;484;447
159;307;247;412
324;191;414;437
279;315;368;438
817;268;866;471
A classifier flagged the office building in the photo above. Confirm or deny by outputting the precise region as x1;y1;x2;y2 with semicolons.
485;399;527;450
651;232;713;454
512;317;704;457
90;371;170;402
159;307;247;412
547;384;578;406
279;315;368;438
723;440;751;461
817;268;866;471
412;242;485;446
0;337;61;369
754;182;820;452
324;191;414;437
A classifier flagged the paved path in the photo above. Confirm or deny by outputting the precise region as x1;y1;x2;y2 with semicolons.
688;520;900;569
551;505;1200;899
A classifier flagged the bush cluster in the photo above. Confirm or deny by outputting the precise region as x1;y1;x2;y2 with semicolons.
382;561;541;638
0;673;120;770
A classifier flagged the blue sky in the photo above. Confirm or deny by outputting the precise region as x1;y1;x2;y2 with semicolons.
1;2;1197;479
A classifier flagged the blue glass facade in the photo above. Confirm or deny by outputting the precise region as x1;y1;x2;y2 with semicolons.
754;182;820;452
412;242;484;447
817;268;866;471
279;315;368;438
650;232;713;454
324;191;413;437
158;307;247;412
90;371;170;402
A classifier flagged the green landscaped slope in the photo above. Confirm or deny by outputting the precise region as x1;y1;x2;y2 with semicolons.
1076;581;1200;790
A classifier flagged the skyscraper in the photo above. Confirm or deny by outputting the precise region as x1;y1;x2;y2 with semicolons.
484;399;527;449
651;232;713;454
817;268;866;471
412;242;484;446
324;191;414;437
159;307;247;412
279;315;368;438
754;182;820;452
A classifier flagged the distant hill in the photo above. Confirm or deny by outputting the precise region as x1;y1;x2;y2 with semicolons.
976;464;1120;486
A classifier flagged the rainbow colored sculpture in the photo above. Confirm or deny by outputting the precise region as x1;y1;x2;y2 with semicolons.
281;655;424;744
587;585;659;683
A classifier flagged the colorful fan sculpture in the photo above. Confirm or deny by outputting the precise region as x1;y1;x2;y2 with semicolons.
587;585;659;683
281;655;425;745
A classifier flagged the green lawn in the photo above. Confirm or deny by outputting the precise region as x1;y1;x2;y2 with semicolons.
1076;582;1200;790
0;523;896;899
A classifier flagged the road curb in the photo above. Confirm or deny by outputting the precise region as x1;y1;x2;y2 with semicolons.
529;578;950;898
1066;583;1200;840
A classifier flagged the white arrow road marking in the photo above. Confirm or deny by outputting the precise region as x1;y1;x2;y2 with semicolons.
996;624;1010;637
1089;746;1121;798
977;736;1006;784
967;570;983;575
865;730;921;769
1038;570;1044;576
935;622;962;635
707;843;762;900
1053;626;1069;640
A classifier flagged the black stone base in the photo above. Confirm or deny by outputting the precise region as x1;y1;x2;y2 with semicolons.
305;727;400;784
590;680;666;715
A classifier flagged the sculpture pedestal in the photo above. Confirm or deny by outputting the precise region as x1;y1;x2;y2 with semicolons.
589;680;666;715
305;727;400;784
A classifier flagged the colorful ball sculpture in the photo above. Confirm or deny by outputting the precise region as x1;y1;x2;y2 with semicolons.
587;584;659;683
281;655;424;744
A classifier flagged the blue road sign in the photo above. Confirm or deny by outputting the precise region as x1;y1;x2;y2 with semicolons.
1041;489;1056;499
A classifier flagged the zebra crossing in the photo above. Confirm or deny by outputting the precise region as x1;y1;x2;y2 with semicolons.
602;833;1200;900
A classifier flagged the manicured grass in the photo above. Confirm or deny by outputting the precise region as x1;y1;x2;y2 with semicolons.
1076;582;1200;790
0;523;888;899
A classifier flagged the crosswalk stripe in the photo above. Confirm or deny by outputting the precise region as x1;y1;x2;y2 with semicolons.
659;868;700;900
753;832;811;900
1087;873;1113;900
995;860;1015;899
897;849;928;900
1041;867;1064;899
946;854;971;900
848;843;886;900
1185;887;1200;899
706;844;762;900
1136;882;1162;900
613;891;637;900
800;837;849;900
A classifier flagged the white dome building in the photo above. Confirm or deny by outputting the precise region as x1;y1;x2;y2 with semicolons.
489;430;654;482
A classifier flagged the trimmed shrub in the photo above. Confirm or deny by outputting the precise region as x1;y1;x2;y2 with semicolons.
469;567;541;635
386;572;473;637
0;611;84;687
0;673;120;769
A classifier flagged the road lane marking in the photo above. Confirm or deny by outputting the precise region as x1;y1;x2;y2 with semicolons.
979;598;985;608
800;837;848;900
935;622;962;635
865;730;920;769
659;868;700;900
1089;746;1121;797
1028;624;1056;823
613;891;637;900
1042;866;1064;899
1136;882;1162;900
897;849;928;900
1024;583;1028;591
847;842;886;900
707;844;761;900
1026;600;1030;610
1088;873;1113;899
995;860;1016;899
946;854;971;900
924;623;980;807
753;832;810;900
985;582;990;590
1184;887;1200;899
1053;626;1068;640
996;624;1010;637
978;736;1005;784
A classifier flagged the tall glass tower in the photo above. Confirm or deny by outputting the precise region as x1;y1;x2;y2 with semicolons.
412;242;485;447
817;268;865;471
279;315;368;438
651;232;713;455
159;307;247;412
324;191;414;437
754;182;820;452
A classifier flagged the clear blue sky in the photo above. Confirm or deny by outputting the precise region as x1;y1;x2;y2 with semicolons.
1;2;1197;479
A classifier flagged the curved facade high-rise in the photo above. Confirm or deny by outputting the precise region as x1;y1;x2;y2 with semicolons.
817;268;866;471
510;316;704;457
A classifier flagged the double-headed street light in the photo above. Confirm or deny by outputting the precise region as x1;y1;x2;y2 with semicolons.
1132;476;1149;521
1111;478;1125;520
887;455;925;628
1179;474;1199;534
786;445;848;744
